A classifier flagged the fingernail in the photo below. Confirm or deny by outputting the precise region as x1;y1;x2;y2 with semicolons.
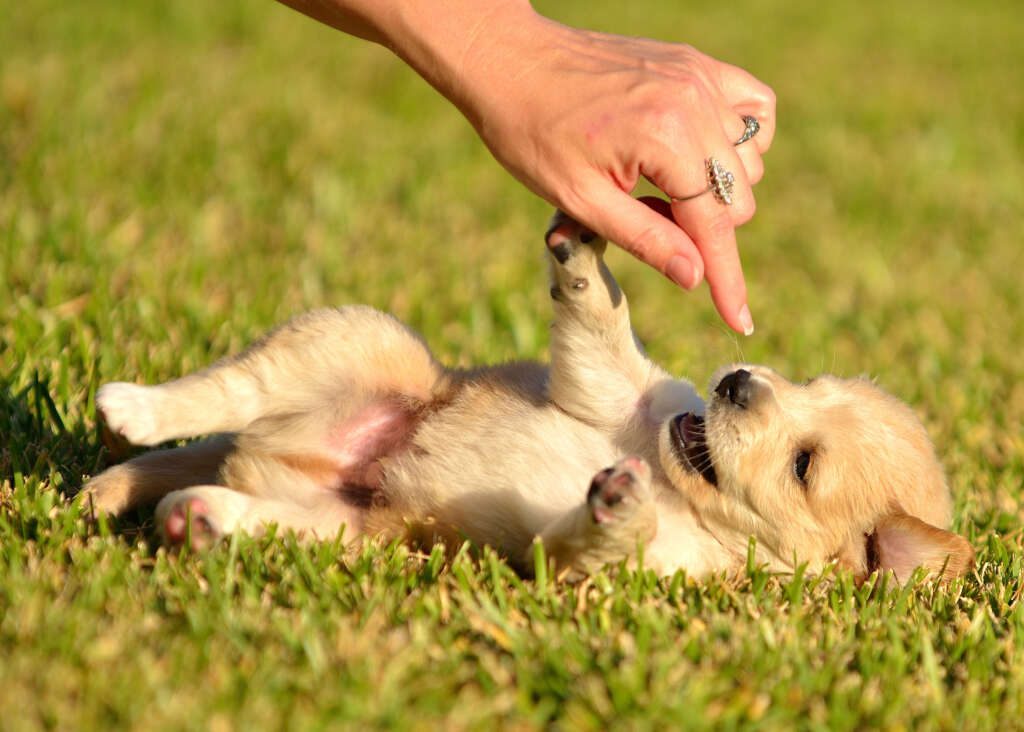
738;304;755;336
666;256;698;290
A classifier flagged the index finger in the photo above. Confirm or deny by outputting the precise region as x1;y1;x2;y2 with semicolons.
671;191;752;335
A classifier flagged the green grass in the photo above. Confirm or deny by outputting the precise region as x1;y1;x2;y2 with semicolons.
2;0;1023;728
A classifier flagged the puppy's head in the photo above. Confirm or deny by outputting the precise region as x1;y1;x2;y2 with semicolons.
659;365;973;582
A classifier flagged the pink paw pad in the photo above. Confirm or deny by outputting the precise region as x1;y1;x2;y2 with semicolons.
164;497;219;550
587;457;650;525
545;212;597;262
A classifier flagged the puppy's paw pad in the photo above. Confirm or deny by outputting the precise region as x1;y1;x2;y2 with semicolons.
162;497;220;551
545;212;600;262
96;382;162;446
587;457;651;525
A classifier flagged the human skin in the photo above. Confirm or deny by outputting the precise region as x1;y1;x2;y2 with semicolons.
276;0;776;335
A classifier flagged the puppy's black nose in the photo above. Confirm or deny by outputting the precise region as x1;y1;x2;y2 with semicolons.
715;369;752;408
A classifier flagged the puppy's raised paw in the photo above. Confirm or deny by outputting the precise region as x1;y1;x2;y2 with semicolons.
587;456;652;526
544;210;622;311
545;210;604;264
97;382;164;446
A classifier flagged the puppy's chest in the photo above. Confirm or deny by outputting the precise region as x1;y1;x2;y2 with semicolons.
383;395;626;508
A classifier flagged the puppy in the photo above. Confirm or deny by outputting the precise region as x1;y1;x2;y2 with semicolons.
80;212;973;583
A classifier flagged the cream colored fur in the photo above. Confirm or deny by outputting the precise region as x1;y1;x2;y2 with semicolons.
80;212;973;583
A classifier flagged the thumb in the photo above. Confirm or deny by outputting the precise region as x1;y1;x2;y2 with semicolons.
565;183;705;290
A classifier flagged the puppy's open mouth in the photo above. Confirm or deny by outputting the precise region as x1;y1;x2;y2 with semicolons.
670;413;718;486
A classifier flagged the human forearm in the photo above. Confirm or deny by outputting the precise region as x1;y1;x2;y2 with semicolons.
275;0;540;118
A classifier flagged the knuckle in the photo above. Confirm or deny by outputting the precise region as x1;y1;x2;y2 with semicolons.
758;84;778;114
702;211;736;248
626;222;672;266
732;195;756;225
745;155;765;185
641;91;708;147
626;224;659;259
634;73;714;148
553;182;590;221
675;72;710;106
638;95;688;134
641;105;685;148
672;46;713;77
672;43;700;60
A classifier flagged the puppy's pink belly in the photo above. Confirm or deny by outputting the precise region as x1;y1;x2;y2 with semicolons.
325;400;416;489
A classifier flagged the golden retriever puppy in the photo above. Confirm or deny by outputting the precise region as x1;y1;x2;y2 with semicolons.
80;213;973;583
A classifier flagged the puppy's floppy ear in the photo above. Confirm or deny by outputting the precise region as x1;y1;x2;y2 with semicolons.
866;511;974;584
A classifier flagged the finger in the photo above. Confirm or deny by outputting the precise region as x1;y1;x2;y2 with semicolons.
671;191;753;335
642;122;755;333
640;97;756;229
677;136;756;333
546;196;674;245
721;111;765;185
657;142;756;229
565;181;706;290
712;143;756;228
658;138;754;334
716;62;776;153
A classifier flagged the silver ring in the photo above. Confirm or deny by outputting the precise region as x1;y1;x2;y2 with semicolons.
671;158;735;206
734;115;760;146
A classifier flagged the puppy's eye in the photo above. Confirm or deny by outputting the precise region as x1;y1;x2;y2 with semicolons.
794;450;812;484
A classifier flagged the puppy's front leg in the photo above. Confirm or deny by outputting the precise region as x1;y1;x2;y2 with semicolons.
545;213;699;432
531;457;657;579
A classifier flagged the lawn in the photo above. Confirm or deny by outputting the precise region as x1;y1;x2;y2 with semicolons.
2;0;1023;728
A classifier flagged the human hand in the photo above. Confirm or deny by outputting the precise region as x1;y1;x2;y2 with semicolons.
448;7;775;334
277;0;775;333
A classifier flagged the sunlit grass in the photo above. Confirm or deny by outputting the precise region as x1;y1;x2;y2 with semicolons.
2;0;1022;728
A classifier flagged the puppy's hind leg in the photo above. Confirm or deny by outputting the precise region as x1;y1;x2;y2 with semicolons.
155;486;360;551
78;436;233;516
98;306;447;445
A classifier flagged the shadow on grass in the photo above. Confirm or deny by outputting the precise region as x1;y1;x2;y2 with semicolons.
0;368;99;491
0;368;156;541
